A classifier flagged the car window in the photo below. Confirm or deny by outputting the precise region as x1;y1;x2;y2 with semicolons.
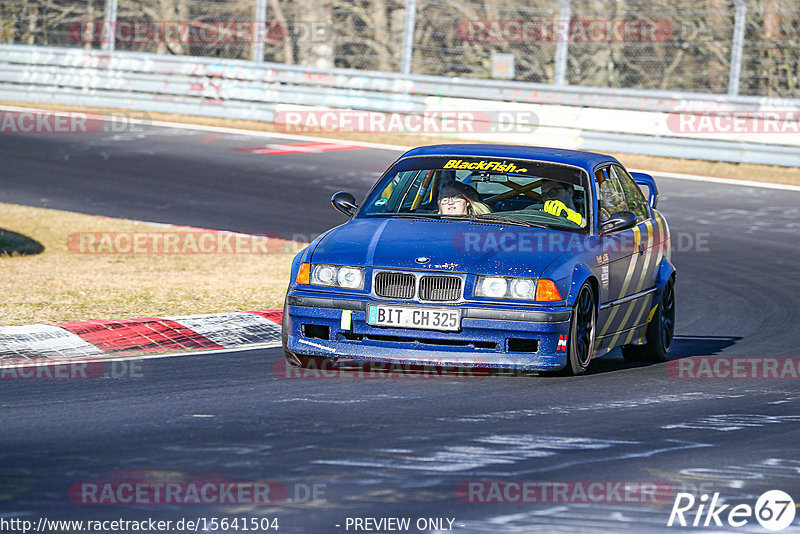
361;156;591;233
611;165;650;221
398;171;428;211
595;167;629;222
372;171;421;212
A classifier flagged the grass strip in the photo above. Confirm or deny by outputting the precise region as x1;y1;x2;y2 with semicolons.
0;202;302;326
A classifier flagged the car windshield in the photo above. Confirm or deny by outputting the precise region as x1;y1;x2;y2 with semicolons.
359;155;590;232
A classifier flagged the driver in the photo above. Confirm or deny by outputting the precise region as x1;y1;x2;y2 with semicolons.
540;180;584;226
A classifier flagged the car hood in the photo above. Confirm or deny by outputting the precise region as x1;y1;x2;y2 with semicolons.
310;217;570;277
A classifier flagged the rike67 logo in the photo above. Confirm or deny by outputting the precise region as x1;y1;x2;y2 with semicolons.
668;490;796;530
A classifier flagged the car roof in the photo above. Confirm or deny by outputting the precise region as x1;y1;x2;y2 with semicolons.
400;144;619;172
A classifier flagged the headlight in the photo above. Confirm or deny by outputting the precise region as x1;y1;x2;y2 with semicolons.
510;278;536;299
310;264;364;290
476;276;536;300
337;267;363;289
477;277;508;298
314;265;336;285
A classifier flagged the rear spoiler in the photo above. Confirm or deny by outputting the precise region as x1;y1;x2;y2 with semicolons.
630;172;658;209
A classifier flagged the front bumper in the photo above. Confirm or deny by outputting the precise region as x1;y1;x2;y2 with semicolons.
284;290;573;370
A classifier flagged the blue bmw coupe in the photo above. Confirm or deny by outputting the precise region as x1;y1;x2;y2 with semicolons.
282;144;675;375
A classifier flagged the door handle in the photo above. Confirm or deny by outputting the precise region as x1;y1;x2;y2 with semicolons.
638;243;646;254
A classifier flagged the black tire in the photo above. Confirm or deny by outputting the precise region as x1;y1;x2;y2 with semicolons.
281;294;337;369
561;282;597;376
622;276;675;363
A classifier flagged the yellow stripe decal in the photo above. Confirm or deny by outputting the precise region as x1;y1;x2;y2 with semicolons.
637;220;654;293
624;298;653;345
654;215;664;268
608;221;654;348
598;225;641;338
661;213;672;262
639;304;659;343
646;304;659;323
614;300;639;346
637;215;664;345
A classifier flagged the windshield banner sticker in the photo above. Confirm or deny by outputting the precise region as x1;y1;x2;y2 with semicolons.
443;159;528;173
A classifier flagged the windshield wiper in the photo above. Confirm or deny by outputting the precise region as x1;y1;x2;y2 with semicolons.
470;214;549;228
367;213;548;228
369;213;440;219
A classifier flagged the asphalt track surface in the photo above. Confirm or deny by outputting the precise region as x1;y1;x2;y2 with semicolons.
2;123;800;533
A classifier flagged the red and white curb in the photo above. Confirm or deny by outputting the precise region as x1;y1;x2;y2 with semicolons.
0;310;282;367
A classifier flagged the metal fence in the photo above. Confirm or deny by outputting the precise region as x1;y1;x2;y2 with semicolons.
2;0;798;99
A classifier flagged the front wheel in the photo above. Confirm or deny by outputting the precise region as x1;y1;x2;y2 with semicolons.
622;276;675;362
563;282;597;375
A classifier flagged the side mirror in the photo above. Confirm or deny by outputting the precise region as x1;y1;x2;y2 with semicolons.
630;171;658;209
601;210;637;234
331;191;358;217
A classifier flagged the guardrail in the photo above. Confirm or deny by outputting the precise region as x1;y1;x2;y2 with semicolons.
1;44;799;167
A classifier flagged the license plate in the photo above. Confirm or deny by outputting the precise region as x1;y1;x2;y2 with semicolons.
367;305;461;332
